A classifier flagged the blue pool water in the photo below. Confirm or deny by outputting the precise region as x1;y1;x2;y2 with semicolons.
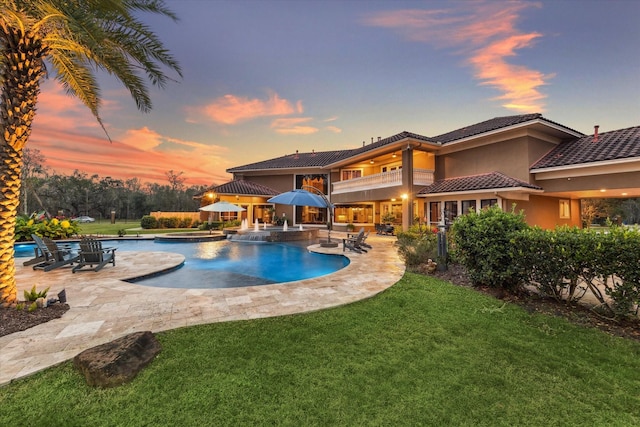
15;239;349;289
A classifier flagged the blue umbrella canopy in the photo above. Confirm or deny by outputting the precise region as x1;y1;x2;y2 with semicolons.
267;189;329;208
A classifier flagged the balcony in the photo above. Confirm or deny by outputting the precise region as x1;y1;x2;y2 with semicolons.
332;169;434;194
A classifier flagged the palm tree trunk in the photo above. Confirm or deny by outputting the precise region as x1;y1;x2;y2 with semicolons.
0;25;44;304
0;145;22;304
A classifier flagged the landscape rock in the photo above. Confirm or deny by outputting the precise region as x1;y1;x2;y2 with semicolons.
74;331;161;388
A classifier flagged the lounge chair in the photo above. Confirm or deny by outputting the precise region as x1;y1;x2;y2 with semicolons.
72;238;116;273
375;223;394;235
343;229;368;253
33;236;79;272
23;234;52;266
347;228;372;250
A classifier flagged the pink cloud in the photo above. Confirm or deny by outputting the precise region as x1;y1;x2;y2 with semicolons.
362;1;549;112
119;127;165;151
270;117;319;135
28;82;232;186
201;92;298;124
325;126;342;134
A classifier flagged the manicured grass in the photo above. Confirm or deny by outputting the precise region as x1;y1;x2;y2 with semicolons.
1;273;639;426
78;220;194;236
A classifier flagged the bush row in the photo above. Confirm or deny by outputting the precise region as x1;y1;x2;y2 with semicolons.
140;215;199;229
449;206;640;319
396;224;439;268
139;215;242;231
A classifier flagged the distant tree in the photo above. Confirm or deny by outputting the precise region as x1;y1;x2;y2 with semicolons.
0;0;181;304
620;199;640;224
20;147;47;215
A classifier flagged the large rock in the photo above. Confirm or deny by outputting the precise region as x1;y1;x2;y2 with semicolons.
74;331;161;388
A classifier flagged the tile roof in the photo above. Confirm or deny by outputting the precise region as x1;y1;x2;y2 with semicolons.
226;115;587;172
194;180;280;198
346;131;437;157
531;125;640;170
432;113;581;143
227;150;352;172
418;171;542;195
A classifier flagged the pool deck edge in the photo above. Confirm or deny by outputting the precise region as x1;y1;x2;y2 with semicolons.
1;233;404;386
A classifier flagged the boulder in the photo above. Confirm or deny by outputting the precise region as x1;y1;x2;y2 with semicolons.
74;331;161;388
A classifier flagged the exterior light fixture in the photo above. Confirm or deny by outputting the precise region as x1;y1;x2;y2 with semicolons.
370;159;374;164
401;193;408;200
600;189;606;193
392;152;397;158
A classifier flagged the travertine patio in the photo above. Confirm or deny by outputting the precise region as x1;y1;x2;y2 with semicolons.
0;233;404;386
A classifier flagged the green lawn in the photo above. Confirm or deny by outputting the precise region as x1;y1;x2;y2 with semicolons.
1;273;639;426
77;220;194;236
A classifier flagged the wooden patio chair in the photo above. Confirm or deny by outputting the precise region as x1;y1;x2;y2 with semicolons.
33;236;79;272
347;228;372;250
72;238;117;273
343;229;368;253
23;234;52;266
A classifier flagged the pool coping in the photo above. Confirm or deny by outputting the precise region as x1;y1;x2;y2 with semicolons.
1;233;404;386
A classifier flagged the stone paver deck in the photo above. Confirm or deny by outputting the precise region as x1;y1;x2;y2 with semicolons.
1;234;404;386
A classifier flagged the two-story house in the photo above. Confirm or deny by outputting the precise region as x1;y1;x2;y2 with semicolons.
198;114;640;231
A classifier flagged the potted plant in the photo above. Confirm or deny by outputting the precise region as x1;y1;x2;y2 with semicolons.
381;212;396;224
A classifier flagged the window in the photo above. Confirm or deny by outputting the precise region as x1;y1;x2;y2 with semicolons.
296;174;328;194
295;174;329;224
253;204;273;223
334;204;374;224
559;199;571;219
341;169;362;181
462;200;476;214
481;198;497;209
429;202;441;225
444;201;458;222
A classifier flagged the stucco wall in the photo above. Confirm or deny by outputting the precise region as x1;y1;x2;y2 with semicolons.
505;195;581;229
435;136;556;182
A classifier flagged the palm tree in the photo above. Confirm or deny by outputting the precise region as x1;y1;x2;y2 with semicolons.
0;0;182;304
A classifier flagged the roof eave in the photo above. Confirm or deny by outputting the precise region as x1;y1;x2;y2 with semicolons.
531;156;640;174
227;165;330;174
417;186;544;198
324;138;440;169
440;118;584;146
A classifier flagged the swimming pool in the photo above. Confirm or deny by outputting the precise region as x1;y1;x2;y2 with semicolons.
15;239;349;289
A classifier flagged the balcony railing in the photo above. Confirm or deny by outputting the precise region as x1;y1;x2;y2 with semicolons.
332;168;434;194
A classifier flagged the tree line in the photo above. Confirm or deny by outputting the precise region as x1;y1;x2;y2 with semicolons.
20;148;213;221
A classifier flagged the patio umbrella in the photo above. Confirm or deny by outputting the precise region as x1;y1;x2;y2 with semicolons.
267;189;328;208
199;201;245;229
268;189;335;244
199;201;246;212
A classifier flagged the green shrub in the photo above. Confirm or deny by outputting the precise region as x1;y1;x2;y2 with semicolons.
512;225;639;319
24;285;50;302
199;221;222;231
513;226;600;303
155;217;180;228
599;226;640;319
140;215;158;229
396;224;438;267
225;219;242;228
450;205;528;290
179;218;193;228
15;215;79;241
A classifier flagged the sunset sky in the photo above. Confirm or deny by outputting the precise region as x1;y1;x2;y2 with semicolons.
29;0;640;187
